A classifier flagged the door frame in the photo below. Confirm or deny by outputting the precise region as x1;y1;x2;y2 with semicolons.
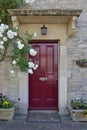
28;40;60;110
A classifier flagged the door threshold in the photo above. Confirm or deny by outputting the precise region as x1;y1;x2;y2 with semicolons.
28;110;58;113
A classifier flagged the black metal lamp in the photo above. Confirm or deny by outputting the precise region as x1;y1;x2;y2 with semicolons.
41;25;47;35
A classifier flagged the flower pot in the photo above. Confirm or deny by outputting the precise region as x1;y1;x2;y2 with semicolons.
0;107;14;120
67;105;87;121
76;60;87;68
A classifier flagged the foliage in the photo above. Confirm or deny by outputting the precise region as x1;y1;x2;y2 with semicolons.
0;93;16;109
71;99;87;110
76;58;87;67
0;22;38;74
0;0;25;24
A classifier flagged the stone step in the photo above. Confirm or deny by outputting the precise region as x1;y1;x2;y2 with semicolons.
26;110;60;123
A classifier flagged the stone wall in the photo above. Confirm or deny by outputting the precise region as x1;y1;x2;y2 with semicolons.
24;0;87;108
0;0;87;114
0;62;19;101
67;3;87;103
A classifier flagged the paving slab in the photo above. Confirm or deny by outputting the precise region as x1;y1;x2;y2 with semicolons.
0;115;87;130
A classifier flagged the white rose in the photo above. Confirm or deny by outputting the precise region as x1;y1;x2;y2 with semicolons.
12;60;16;65
10;70;14;74
3;37;8;42
29;48;37;56
1;23;5;27
18;44;24;49
28;69;33;74
28;62;35;68
0;45;4;49
17;40;21;45
7;30;15;39
1;24;9;30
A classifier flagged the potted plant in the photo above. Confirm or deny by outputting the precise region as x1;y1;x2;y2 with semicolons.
67;99;87;121
0;21;38;74
0;93;16;120
76;58;87;67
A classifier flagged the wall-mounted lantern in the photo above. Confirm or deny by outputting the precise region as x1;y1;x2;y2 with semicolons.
41;24;47;35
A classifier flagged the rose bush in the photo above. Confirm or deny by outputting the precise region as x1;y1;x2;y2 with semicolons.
0;21;38;74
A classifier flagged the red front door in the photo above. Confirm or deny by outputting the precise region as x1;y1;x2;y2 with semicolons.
28;40;58;110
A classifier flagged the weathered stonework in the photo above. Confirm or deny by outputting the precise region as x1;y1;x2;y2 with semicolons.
1;0;87;115
8;9;82;16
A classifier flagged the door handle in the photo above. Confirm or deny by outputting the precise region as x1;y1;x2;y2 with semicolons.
39;77;48;82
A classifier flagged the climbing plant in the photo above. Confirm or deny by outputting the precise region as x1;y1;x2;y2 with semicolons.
0;0;25;24
0;21;38;74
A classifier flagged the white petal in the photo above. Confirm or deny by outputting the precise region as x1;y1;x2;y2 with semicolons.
35;64;38;68
28;69;33;74
28;62;34;68
12;60;16;65
3;37;8;42
25;0;35;4
33;32;37;37
0;26;4;33
14;32;17;36
29;48;37;56
7;30;15;39
17;40;21;45
10;70;14;74
18;44;24;49
16;27;18;30
0;41;4;45
0;32;3;38
0;45;4;49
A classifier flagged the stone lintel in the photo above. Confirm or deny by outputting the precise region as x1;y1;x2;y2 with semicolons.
8;9;82;16
8;9;82;37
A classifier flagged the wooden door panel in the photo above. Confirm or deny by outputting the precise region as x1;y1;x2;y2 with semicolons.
29;41;58;110
46;46;54;75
